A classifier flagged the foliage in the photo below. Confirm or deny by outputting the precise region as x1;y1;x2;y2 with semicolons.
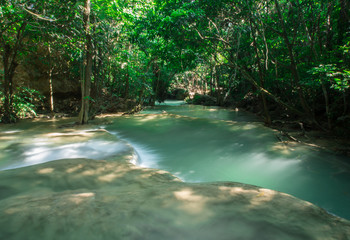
189;93;217;106
1;0;349;129
0;87;44;122
310;64;350;91
12;87;45;118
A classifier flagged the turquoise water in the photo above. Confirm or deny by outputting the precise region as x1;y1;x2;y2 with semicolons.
0;100;349;220
105;101;350;220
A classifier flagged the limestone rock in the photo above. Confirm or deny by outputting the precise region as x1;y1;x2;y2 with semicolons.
0;127;349;240
0;158;349;240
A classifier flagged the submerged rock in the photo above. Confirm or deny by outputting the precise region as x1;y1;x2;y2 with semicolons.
0;156;349;240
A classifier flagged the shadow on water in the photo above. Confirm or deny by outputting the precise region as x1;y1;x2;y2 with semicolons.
104;101;350;220
0;101;349;220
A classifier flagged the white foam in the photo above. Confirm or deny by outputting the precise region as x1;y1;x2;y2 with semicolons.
1;130;22;134
1;140;130;171
109;131;160;168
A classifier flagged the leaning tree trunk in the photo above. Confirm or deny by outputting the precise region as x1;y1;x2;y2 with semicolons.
78;0;93;124
239;67;304;117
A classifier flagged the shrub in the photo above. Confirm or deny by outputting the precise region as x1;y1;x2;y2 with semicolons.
0;87;45;122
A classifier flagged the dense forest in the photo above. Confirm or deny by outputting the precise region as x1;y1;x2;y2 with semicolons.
1;0;349;132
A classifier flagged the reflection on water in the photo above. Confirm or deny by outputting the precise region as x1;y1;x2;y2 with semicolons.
105;101;350;220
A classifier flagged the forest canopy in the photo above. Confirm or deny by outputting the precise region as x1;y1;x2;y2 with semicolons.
0;0;349;131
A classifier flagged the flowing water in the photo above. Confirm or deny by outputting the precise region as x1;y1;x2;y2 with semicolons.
104;101;350;220
0;100;350;221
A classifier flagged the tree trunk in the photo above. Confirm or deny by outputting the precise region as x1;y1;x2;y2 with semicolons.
343;92;347;116
210;65;215;97
48;44;54;113
78;0;93;124
273;0;314;120
321;80;331;129
2;44;13;123
325;3;334;51
297;2;319;59
215;72;221;105
239;67;304;117
1;22;27;123
250;19;271;125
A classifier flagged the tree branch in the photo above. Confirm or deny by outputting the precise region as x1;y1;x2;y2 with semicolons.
20;4;57;22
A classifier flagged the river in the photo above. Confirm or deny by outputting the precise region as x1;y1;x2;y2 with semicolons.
1;100;350;220
104;101;350;220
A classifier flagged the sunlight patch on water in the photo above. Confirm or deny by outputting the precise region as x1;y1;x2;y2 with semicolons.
270;143;294;155
242;124;258;130
218;152;303;186
247;153;301;173
139;115;160;122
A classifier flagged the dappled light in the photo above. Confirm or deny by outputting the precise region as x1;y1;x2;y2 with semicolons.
1;153;347;240
138;114;160;122
0;114;349;239
174;188;211;217
1;103;350;223
1;0;350;238
98;172;124;182
242;124;258;130
270;143;294;155
38;167;55;174
68;192;95;205
66;164;84;173
218;186;277;208
103;103;350;220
